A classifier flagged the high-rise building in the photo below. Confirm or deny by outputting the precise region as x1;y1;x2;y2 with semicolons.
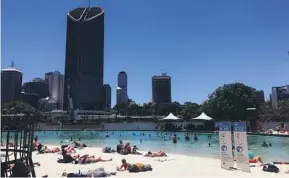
1;62;23;103
116;87;124;105
23;78;49;99
271;85;289;110
256;90;265;104
103;84;111;110
117;71;128;104
63;7;105;110
20;92;38;108
152;73;172;104
45;71;64;109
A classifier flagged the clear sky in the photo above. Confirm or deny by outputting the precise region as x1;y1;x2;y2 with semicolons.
2;0;289;105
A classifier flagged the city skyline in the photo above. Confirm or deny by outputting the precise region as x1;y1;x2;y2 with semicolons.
2;0;289;105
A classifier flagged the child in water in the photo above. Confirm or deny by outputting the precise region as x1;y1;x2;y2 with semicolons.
172;134;177;143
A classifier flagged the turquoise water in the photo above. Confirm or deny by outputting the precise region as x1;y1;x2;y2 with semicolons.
3;131;289;163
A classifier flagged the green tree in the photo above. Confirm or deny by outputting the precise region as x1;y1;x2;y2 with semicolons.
1;101;36;115
202;83;261;121
278;99;289;117
127;101;140;116
180;103;201;119
113;104;122;115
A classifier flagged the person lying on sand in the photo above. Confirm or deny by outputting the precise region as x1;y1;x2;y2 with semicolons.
1;141;15;147
38;144;61;154
57;149;81;163
62;168;116;177
117;159;152;173
144;151;167;157
61;145;76;153
7;162;40;177
73;141;87;149
78;155;113;164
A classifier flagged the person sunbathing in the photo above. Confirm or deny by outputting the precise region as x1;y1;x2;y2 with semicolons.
73;141;87;149
61;144;76;153
144;151;167;157
117;159;132;171
38;144;60;154
116;141;124;153
131;145;142;155
78;155;112;164
1;141;15;147
248;151;263;164
117;159;152;173
62;168;116;177
57;149;80;163
119;142;132;155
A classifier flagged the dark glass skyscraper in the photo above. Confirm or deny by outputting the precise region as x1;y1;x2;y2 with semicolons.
152;73;172;104
23;78;49;99
1;67;23;104
63;7;105;110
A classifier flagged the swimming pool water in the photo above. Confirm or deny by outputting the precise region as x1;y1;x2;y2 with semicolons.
3;131;289;163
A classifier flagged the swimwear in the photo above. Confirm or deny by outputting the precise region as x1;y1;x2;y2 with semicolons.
249;159;257;163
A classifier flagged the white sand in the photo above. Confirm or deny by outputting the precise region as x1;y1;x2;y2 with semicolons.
30;145;289;177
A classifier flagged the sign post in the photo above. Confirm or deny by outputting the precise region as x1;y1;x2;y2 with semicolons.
219;122;234;170
233;122;250;173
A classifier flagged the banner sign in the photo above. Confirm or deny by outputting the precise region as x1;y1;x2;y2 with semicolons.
219;122;234;170
233;122;250;173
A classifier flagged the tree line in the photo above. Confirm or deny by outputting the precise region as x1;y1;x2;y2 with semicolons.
2;82;289;122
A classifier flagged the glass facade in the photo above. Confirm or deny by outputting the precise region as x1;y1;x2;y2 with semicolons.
152;76;172;104
63;7;105;110
1;70;23;103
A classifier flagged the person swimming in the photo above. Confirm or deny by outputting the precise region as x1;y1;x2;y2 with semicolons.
261;141;268;147
208;143;211;147
185;133;190;141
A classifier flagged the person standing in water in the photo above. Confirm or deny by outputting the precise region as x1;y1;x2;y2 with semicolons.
185;133;190;141
106;132;110;138
194;134;198;141
172;134;177;144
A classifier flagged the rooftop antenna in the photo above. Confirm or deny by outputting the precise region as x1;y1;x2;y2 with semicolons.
88;0;91;7
11;61;15;68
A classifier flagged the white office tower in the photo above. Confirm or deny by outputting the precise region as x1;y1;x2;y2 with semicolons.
45;71;64;110
117;71;128;104
271;85;289;110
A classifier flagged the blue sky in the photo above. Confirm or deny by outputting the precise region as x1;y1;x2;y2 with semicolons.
2;0;289;105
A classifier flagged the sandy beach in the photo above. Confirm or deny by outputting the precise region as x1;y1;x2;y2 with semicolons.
29;145;289;177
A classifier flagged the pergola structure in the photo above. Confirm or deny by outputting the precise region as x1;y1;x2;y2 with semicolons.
1;114;37;177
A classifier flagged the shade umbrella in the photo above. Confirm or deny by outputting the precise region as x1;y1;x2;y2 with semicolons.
191;112;213;121
159;113;181;121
